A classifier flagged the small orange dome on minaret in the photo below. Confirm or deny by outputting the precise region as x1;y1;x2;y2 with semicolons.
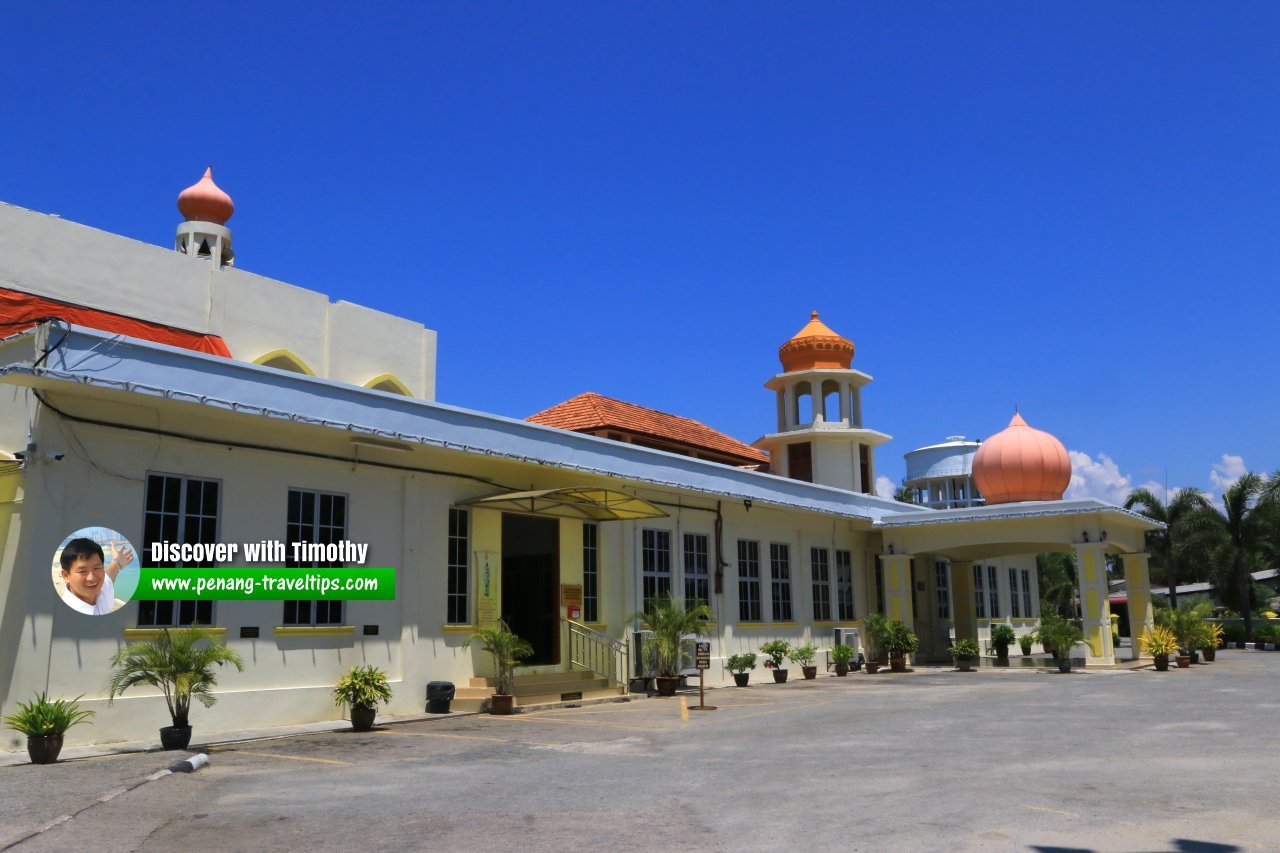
177;167;234;225
972;411;1071;504
778;311;855;372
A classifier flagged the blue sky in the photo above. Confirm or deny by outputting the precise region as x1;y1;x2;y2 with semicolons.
3;3;1278;503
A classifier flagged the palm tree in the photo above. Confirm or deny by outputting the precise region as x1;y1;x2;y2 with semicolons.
106;626;244;728
893;486;917;504
632;592;711;678
1124;487;1211;611
1036;552;1078;619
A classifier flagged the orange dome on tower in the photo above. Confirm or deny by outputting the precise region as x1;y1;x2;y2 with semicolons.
177;167;234;225
778;311;854;372
972;412;1071;504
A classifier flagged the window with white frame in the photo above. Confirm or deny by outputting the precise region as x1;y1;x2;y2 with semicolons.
835;549;855;620
139;473;220;627
683;532;710;612
641;529;672;612
973;564;987;619
770;543;793;621
987;564;1000;619
811;547;831;621
582;522;599;623
935;560;951;620
444;508;469;624
1009;567;1022;619
738;539;762;621
284;489;348;626
1021;569;1033;617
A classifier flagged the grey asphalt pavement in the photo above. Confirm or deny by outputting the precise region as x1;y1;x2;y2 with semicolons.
3;651;1279;852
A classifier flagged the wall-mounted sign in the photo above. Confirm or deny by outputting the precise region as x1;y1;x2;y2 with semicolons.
561;584;583;606
476;549;499;627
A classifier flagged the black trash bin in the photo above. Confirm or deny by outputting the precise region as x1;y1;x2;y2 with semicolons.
427;681;455;714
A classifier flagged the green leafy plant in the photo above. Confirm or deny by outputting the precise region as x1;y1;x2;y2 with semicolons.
3;692;94;737
1155;602;1212;652
1038;616;1084;661
989;624;1017;651
1018;632;1035;654
1253;622;1276;644
787;643;817;666
759;640;792;670
881;620;919;657
630;593;712;678
465;620;534;694
106;627;244;728
863;613;889;661
725;653;757;674
333;666;393;711
830;644;855;666
947;638;980;660
1140;625;1178;657
1221;622;1246;644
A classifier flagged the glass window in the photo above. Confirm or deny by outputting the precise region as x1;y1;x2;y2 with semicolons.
935;560;951;620
284;489;348;626
770;543;793;622
140;473;219;627
835;549;855;620
987;564;1000;619
446;508;470;624
683;532;710;612
1009;567;1022;619
811;547;831;621
737;539;761;622
641;529;673;612
1021;569;1033;618
973;564;987;620
582;522;599;623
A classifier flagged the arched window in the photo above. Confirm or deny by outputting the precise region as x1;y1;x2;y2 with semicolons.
363;374;412;396
253;349;315;376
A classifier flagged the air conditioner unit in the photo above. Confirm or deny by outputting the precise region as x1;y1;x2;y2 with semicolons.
833;627;860;651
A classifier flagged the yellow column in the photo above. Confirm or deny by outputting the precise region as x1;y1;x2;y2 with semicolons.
1122;552;1154;659
880;554;915;628
949;560;977;643
1072;543;1115;665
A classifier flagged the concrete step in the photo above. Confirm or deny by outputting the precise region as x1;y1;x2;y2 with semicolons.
447;684;624;713
466;670;605;689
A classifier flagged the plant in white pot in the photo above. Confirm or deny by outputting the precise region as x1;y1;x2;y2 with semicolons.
948;638;981;672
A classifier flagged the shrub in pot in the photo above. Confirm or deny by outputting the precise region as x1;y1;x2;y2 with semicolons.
466;620;534;712
789;643;818;680
948;638;981;672
1018;632;1034;656
1201;623;1223;662
333;665;393;731
1038;618;1084;673
630;593;712;696
106;626;243;750
831;643;855;676
863;613;889;673
881;620;919;672
2;692;94;765
726;653;757;687
1141;625;1178;671
760;640;792;683
989;624;1016;664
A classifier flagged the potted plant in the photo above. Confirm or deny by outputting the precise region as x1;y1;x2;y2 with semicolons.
106;626;244;750
1201;623;1224;662
831;643;855;676
947;638;981;672
760;640;792;683
789;643;818;679
630;593;712;696
1039;618;1084;673
466;619;534;712
989;624;1016;665
882;620;919;672
726;653;757;687
863;613;889;673
1018;632;1034;656
2;692;94;765
1141;625;1178;672
333;665;393;731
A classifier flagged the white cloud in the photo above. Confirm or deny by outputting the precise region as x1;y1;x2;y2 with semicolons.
1065;450;1141;505
875;475;896;499
1209;454;1246;493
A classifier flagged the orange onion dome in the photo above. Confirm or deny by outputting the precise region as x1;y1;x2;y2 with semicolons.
972;412;1071;504
177;167;234;225
778;311;855;372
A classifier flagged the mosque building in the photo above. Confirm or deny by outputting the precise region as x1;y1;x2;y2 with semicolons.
0;170;1160;748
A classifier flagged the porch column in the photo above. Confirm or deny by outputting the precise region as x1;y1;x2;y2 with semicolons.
1072;543;1115;666
880;554;915;628
1122;552;1154;659
950;560;977;643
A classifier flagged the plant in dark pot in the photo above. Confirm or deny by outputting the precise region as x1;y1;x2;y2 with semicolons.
726;653;757;687
831;643;855;676
947;638;981;672
333;665;393;731
631;593;712;697
1039;617;1084;673
989;624;1017;665
106;626;243;750
3;692;94;764
1201;622;1223;662
789;643;819;680
466;620;534;713
863;613;889;673
1141;625;1177;672
882;620;919;672
760;640;792;683
1018;631;1035;657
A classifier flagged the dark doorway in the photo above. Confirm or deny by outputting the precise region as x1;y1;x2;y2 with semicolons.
502;514;560;666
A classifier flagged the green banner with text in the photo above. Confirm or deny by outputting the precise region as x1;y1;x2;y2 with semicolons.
133;568;396;600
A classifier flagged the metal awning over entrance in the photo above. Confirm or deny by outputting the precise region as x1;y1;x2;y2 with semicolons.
461;487;668;521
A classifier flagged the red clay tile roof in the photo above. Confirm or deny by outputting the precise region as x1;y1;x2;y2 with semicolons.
528;392;770;465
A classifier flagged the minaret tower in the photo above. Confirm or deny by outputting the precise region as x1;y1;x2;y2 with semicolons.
175;167;235;267
754;312;892;494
